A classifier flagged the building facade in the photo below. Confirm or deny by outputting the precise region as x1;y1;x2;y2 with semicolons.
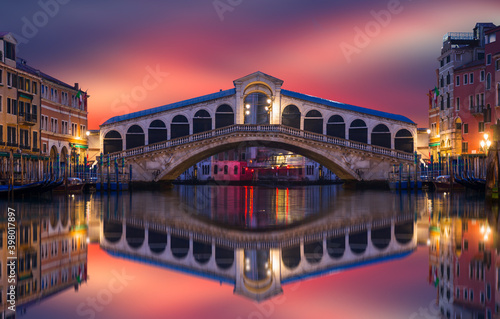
429;23;500;157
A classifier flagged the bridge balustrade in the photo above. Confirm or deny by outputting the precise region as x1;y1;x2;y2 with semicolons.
106;124;413;162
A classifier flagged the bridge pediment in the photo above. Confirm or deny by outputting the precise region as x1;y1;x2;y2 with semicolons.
233;71;284;89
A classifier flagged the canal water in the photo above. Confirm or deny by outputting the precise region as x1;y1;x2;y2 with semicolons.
1;185;492;319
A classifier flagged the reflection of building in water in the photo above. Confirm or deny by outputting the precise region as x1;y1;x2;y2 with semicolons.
100;192;417;301
0;198;89;317
431;215;498;319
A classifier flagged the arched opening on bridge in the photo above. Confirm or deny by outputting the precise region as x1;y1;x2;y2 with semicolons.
244;92;271;125
371;124;391;148
193;110;212;134
215;246;234;269
394;129;414;153
304;110;323;134
171;115;190;139
327;115;345;139
304;241;323;264
61;210;69;227
148;229;168;254
193;241;212;264
243;250;270;281
126;224;145;249
215;104;234;128
282;105;301;129
126;125;145;150
148;120;168;144
171;235;189;259
371;226;391;250
327;235;345;258
395;221;414;245
103;130;123;154
349;231;367;255
49;210;59;229
349;119;368;144
282;245;301;269
103;221;122;243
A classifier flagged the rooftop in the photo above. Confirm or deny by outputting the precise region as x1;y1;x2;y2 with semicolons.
454;59;485;72
16;58;77;90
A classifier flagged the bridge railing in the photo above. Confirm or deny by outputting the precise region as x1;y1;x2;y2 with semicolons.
108;124;413;161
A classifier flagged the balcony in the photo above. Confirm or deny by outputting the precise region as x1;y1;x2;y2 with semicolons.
20;144;31;150
17;113;37;126
471;105;484;116
6;142;18;147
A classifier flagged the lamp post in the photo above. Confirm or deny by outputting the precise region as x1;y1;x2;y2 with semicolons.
480;133;492;154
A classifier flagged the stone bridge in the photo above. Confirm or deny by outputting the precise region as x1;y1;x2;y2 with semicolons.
100;71;417;182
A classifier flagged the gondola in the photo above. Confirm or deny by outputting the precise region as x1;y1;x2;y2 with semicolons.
0;181;45;197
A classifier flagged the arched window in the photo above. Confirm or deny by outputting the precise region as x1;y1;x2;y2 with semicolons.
193;110;212;134
349;119;367;143
282;105;301;129
148;120;168;144
234;165;238;175
244;93;271;125
371;124;391;148
214;164;218;175
170;115;189;139
304;110;323;134
327;115;345;138
103;130;123;154
215;104;234;128
224;165;228;175
394;129;414;153
126;125;145;150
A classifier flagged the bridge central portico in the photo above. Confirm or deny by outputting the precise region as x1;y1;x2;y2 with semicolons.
100;71;417;182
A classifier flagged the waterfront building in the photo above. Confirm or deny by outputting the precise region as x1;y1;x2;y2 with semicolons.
17;59;89;177
429;23;499;157
0;32;43;183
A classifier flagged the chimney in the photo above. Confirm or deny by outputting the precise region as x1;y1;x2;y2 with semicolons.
74;83;79;90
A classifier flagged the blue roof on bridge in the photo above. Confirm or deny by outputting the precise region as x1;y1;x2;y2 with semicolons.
102;88;237;125
280;89;415;124
102;87;415;125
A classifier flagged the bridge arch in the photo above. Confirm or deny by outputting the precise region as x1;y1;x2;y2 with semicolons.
349;119;368;144
215;246;234;269
148;229;168;254
148;120;168;144
103;130;123;154
171;235;189;259
304;110;323;134
371;124;391;149
193;109;212;134
152;133;363;182
371;226;391;250
103;221;122;243
349;230;368;255
126;224;145;249
282;105;301;129
193;241;212;264
304;241;323;264
326;115;345;139
394;129;414;153
282;245;301;269
215;104;234;128
395;221;414;245
126;125;145;150
171;115;190;139
327;235;345;258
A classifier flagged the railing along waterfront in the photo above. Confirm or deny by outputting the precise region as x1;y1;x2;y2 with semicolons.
107;124;413;161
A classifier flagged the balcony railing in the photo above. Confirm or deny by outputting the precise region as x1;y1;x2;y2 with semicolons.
20;144;31;150
443;32;474;42
17;113;37;125
471;105;484;115
6;142;18;147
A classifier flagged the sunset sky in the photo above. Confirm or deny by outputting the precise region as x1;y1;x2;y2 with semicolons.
2;0;500;129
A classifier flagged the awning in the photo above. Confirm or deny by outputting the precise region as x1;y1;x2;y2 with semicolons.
429;142;440;147
70;143;88;149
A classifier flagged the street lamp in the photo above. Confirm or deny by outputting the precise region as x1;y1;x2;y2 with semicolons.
426;129;431;134
480;133;492;153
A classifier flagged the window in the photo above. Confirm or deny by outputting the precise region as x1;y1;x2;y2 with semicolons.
470;73;474;84
479;122;485;133
487;73;491;90
7;126;16;146
456;75;460;86
0;95;2;112
43;143;47;153
440;97;444;110
234;165;238;175
0;69;2;85
224;165;228;175
447;93;450;108
462;142;468;153
440;76;444;88
464;289;468;300
469;95;474;109
0;125;3;143
213;164;218;175
32;82;37;94
33;131;38;149
4;41;15;60
446;55;450;63
456;288;460;299
440;59;444;67
464;74;468;85
481;70;485;81
456;97;460;110
72;123;78;136
470;290;474;301
481;292;485;304
485;104;492;123
487;283;491;300
487;54;492;65
446;72;450;85
496;60;500;71
80;124;86;137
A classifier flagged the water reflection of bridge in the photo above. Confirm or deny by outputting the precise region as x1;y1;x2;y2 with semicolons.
100;193;416;301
